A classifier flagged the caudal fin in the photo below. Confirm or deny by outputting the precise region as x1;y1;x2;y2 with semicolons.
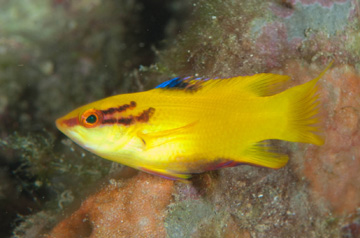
280;62;333;145
236;63;332;169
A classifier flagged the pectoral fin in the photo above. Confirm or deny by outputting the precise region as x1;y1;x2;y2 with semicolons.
137;121;197;150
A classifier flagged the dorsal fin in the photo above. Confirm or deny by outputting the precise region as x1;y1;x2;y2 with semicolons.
154;74;291;97
239;74;291;96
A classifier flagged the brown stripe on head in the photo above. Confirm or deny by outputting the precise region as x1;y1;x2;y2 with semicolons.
101;101;137;115
102;118;117;124
100;107;155;126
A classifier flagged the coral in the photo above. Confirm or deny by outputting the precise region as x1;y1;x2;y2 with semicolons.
45;173;174;238
291;64;360;214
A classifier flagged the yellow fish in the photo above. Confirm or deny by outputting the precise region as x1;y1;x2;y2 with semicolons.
56;64;331;180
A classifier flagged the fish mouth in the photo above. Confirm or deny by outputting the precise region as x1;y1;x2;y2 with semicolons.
55;116;79;131
55;117;83;146
55;118;61;128
55;118;64;132
55;117;73;135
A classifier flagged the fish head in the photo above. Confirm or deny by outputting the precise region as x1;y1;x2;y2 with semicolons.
56;99;146;159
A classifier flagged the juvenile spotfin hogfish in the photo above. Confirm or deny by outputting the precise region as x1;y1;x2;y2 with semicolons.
56;64;331;180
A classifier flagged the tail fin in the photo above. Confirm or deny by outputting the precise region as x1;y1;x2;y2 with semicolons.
225;63;332;170
280;62;333;145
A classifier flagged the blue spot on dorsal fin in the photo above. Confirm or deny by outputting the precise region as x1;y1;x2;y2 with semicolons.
155;77;182;88
155;76;210;91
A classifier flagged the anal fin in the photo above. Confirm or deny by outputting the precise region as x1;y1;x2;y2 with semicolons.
240;141;289;169
139;167;191;181
206;160;242;171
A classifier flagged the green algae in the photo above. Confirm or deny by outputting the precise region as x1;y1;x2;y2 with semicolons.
0;131;111;203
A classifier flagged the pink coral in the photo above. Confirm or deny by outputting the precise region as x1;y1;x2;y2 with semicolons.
45;173;174;238
287;62;360;214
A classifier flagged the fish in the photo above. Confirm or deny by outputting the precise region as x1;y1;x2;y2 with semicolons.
56;64;331;180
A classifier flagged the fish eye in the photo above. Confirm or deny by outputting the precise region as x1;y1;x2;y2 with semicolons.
86;114;97;124
80;109;103;128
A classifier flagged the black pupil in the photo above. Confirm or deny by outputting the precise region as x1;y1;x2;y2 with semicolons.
86;115;97;124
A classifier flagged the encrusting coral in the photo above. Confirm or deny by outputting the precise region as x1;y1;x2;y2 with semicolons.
46;173;174;238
